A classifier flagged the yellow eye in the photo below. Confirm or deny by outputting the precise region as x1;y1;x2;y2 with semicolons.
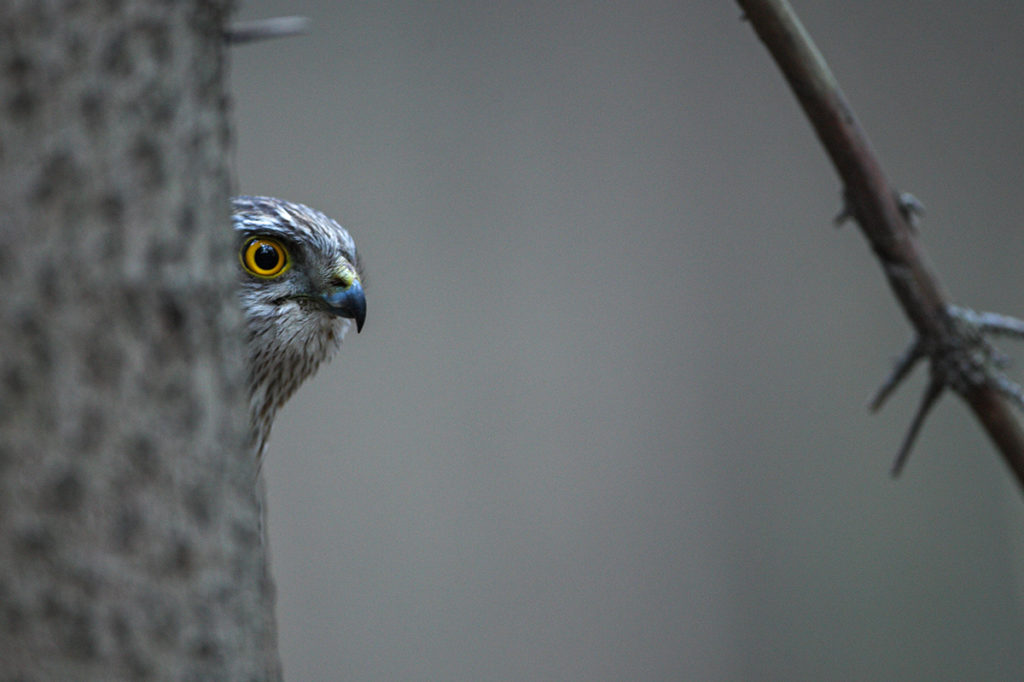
241;237;289;278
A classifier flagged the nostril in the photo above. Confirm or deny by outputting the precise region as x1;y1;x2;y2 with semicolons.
329;277;352;289
328;265;358;289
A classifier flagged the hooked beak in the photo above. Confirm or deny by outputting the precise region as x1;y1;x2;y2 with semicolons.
321;273;366;333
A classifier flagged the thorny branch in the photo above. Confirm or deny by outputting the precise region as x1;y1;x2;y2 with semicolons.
736;0;1024;490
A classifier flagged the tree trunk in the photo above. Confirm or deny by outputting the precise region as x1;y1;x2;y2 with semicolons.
0;2;280;679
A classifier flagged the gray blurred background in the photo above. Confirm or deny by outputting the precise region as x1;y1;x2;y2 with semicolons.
231;2;1024;679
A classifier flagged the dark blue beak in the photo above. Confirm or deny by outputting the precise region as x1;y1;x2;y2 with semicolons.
321;279;366;332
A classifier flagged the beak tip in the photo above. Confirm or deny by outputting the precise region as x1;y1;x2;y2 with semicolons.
320;279;366;332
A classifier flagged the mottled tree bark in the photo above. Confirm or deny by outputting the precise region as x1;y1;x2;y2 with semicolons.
0;2;280;679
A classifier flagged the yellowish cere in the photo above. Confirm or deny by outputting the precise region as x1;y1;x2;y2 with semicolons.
333;264;358;287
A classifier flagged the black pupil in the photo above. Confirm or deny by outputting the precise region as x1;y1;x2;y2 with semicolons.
254;243;280;271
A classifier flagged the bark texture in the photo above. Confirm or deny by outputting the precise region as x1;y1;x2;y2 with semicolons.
0;1;279;679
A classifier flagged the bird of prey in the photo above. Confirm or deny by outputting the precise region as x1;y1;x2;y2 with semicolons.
232;196;366;470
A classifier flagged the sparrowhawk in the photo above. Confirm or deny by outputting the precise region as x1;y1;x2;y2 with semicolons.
232;196;365;470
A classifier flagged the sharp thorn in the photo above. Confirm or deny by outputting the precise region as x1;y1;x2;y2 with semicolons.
974;312;1024;340
890;378;944;477
897;192;925;221
833;205;853;226
868;339;925;412
225;16;311;45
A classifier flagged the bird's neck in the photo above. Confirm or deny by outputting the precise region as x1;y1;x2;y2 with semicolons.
245;313;349;460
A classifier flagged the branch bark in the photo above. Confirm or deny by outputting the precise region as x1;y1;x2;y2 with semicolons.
736;0;1024;488
0;2;280;678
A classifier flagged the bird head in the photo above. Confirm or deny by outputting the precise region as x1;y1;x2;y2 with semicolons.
233;195;365;336
231;195;366;457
